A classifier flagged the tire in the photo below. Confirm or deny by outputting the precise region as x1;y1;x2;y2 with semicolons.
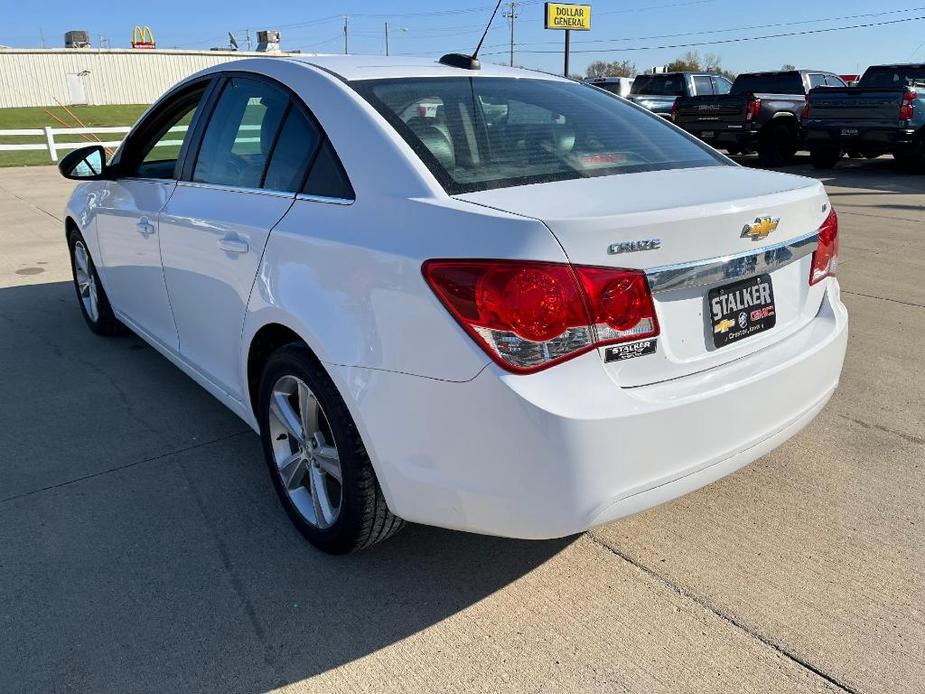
894;144;925;173
810;147;842;170
257;343;404;554
67;227;123;336
758;123;798;167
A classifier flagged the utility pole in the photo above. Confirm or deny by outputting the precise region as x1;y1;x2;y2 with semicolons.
344;16;349;55
503;2;518;67
39;27;46;49
385;21;389;56
245;28;252;52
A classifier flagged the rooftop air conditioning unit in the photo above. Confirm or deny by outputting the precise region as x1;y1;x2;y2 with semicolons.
65;31;91;49
256;30;281;53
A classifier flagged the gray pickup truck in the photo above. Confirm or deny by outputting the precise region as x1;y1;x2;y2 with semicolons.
673;70;847;166
625;72;732;118
802;63;925;169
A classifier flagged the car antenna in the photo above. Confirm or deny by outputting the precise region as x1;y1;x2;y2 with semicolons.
438;0;503;70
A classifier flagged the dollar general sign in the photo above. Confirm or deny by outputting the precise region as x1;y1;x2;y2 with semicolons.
544;3;591;31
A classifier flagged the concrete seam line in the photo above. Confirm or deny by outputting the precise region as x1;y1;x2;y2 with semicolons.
837;209;924;225
841;290;925;310
0;181;63;224
0;430;253;506
836;414;925;446
584;533;860;694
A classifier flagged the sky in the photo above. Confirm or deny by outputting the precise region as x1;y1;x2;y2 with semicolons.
3;0;925;78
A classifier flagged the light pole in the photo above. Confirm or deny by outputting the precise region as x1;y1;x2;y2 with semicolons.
385;22;408;56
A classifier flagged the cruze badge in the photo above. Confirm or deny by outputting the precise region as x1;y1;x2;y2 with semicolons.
608;239;662;255
741;216;780;241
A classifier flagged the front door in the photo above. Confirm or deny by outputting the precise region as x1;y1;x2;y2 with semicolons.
94;82;210;351
158;76;316;399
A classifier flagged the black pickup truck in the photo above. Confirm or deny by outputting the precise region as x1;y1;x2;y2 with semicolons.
672;70;848;166
802;63;925;169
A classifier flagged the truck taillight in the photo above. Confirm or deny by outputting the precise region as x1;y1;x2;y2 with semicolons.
810;209;839;286
671;98;679;122
900;90;916;121
746;97;761;122
423;259;659;373
801;100;810;122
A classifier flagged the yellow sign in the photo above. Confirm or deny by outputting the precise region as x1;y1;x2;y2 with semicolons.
132;25;156;49
545;3;591;31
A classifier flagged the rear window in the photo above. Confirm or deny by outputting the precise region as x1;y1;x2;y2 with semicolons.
355;77;726;195
859;67;925;88
731;72;805;95
630;75;686;97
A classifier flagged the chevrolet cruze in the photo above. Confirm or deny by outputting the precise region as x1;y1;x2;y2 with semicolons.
59;56;848;553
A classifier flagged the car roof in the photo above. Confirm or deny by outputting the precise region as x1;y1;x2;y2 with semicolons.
279;54;569;83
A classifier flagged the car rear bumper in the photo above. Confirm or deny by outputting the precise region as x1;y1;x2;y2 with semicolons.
681;125;759;148
334;281;848;539
803;126;918;149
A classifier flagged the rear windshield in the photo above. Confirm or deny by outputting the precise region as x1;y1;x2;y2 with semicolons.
859;66;925;88
630;74;686;96
354;77;726;194
731;72;804;95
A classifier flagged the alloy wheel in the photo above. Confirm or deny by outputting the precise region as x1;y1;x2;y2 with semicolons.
73;241;99;323
268;375;343;529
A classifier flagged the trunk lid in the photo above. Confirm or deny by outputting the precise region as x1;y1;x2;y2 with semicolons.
457;166;830;386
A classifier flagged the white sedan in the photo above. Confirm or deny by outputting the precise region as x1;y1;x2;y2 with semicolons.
58;56;847;553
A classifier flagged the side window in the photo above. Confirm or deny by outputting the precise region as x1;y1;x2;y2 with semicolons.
713;76;732;95
303;140;354;201
126;84;207;180
263;108;323;192
825;75;847;88
808;73;827;90
692;76;714;95
192;77;288;189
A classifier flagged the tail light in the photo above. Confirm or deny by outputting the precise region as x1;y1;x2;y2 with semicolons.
422;259;659;373
801;100;810;122
670;98;679;122
809;209;839;286
746;97;761;122
900;90;916;121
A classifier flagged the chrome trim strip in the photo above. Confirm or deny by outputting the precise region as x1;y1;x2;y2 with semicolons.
646;230;819;293
176;181;296;199
294;193;355;206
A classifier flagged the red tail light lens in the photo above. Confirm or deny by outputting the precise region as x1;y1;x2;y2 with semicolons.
801;100;810;122
746;97;761;122
423;259;659;373
900;90;916;121
810;209;839;286
671;98;679;122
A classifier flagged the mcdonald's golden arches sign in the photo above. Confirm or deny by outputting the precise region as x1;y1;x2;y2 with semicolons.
132;25;156;49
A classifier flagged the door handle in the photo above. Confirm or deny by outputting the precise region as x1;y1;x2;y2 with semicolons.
217;235;249;254
136;218;156;236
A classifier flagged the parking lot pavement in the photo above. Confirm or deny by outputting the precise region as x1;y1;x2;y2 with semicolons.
0;158;922;693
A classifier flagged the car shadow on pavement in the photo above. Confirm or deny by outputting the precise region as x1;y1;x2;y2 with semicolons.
0;281;574;693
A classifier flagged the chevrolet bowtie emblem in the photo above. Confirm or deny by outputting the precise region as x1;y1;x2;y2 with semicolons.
741;216;780;241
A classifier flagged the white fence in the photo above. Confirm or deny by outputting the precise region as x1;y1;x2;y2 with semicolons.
0;125;132;162
0;124;261;163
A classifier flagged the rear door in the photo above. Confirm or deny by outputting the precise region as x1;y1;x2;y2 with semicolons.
157;75;315;400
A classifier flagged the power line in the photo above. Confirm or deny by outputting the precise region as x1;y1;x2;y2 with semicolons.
482;13;925;55
482;4;925;50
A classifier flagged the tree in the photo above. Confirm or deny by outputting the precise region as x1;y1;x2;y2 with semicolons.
585;59;637;78
662;50;736;80
782;63;796;71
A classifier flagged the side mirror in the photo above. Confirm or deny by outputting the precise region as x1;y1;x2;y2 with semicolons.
58;145;109;181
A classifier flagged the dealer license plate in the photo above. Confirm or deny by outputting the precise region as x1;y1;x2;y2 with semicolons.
841;128;859;137
701;131;715;139
708;274;776;348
